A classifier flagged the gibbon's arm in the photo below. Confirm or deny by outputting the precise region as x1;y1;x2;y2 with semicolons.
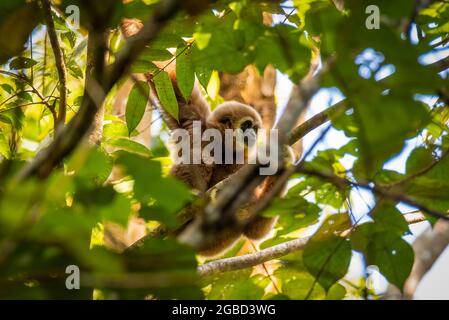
146;62;211;133
121;18;210;133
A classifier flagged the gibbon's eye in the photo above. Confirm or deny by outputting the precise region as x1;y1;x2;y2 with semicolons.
219;117;232;128
240;120;253;131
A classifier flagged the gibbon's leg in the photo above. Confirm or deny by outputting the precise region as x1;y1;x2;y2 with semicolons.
243;216;278;240
172;212;242;257
198;229;243;257
241;172;285;241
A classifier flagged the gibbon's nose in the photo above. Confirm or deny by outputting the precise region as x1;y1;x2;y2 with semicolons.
242;128;257;147
240;120;253;131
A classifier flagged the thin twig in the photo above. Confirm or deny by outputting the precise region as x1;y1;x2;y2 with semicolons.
0;70;57;122
0;90;34;108
0;102;49;113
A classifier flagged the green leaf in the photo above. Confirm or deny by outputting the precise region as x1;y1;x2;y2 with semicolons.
260;236;296;250
195;66;212;89
406;147;435;175
75;185;116;207
303;214;352;291
351;223;414;290
193;32;212;50
1;83;14;94
61;31;76;48
104;138;152;157
153;71;179;120
401;156;449;214
278;271;325;300
103;122;138;138
351;93;430;176
139;205;179;228
304;234;351;292
115;152;191;213
0;130;9;159
275;252;326;300
176;45;195;100
255;24;311;82
192;13;253;74
125;81;149;135
118;237;202;299
367;232;414;290
99;193;132;226
66;147;112;191
18;91;33;103
130;60;159;74
9;57;37;70
419;1;449;36
204;269;265;300
371;202;409;235
263;196;320;236
326;283;347;300
68;61;83;79
288;170;348;209
0;107;24;130
140;47;173;61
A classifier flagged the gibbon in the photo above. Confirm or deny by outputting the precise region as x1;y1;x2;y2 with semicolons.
121;19;279;257
149;63;279;256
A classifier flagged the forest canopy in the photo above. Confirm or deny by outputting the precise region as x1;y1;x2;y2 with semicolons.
0;0;448;300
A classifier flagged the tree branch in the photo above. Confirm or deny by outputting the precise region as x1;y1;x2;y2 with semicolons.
41;0;68;129
287;99;348;146
198;236;310;277
198;211;428;277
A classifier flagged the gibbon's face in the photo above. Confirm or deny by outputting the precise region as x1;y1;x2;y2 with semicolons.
207;101;263;152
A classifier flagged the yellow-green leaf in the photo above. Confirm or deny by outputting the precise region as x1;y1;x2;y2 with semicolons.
153;71;179;121
176;45;195;101
126;81;149;135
